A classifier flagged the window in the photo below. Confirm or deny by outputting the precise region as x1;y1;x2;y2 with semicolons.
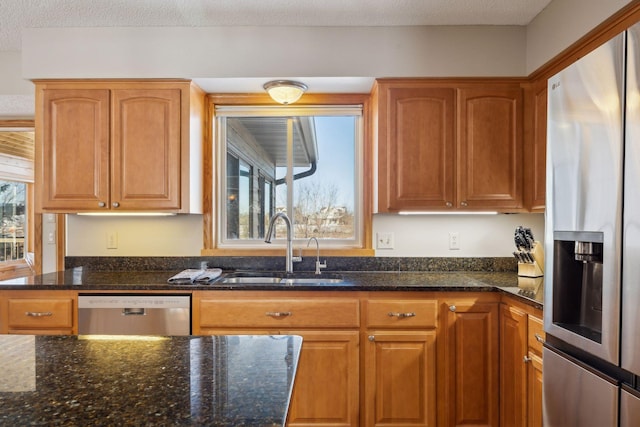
0;180;27;262
0;123;35;278
215;105;364;250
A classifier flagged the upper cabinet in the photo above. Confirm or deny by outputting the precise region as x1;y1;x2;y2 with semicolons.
523;78;547;211
374;79;527;213
35;80;204;213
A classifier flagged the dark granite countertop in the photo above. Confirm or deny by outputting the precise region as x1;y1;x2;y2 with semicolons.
0;334;302;426
0;268;543;308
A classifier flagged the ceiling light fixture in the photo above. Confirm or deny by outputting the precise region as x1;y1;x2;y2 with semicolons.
263;80;308;104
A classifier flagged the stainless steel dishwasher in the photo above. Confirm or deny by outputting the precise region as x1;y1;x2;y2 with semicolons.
78;295;191;335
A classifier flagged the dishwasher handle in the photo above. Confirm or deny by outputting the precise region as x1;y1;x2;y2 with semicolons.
122;307;146;316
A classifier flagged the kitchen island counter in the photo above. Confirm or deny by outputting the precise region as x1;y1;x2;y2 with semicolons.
0;334;302;426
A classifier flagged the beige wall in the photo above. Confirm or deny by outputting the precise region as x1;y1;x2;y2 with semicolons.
526;0;633;73
7;0;633;266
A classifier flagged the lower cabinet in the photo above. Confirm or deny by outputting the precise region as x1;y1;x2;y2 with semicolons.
193;291;361;427
439;296;500;427
0;290;76;334
285;330;359;427
363;297;439;426
499;296;545;427
526;313;545;427
499;304;528;426
364;330;437;426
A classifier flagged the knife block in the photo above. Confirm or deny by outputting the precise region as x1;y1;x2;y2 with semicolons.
517;241;544;278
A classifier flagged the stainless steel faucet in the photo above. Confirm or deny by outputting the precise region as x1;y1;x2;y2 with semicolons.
265;212;301;273
307;237;327;275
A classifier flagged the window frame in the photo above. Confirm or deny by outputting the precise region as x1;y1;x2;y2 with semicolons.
0;120;38;278
202;93;374;256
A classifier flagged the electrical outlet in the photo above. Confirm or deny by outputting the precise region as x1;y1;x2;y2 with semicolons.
106;232;118;249
47;231;55;245
449;232;460;250
377;232;394;249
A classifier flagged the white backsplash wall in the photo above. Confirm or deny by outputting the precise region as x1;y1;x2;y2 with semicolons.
63;212;544;259
65;214;204;257
373;213;545;257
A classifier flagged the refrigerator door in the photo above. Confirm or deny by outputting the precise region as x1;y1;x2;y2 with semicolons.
620;387;640;427
622;22;640;377
544;31;625;365
543;347;618;427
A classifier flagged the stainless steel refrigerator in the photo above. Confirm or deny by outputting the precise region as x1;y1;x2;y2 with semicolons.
544;22;640;426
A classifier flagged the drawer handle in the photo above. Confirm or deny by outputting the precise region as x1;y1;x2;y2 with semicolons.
25;311;53;317
388;312;416;318
123;308;146;316
523;355;532;363
265;311;292;317
534;333;545;344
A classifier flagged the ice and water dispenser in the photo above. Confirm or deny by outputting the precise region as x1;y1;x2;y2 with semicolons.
552;231;604;343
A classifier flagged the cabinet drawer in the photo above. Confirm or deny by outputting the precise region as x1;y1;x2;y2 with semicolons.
199;298;360;329
8;298;74;329
528;314;545;355
365;300;437;328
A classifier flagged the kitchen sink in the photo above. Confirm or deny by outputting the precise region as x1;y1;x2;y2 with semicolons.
219;273;345;285
220;277;283;284
280;278;345;284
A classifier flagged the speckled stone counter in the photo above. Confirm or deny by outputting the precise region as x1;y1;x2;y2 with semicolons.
0;334;302;426
0;268;543;308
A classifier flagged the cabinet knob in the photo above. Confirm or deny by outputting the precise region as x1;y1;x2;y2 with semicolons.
446;202;453;208
98;201;106;208
534;333;545;344
112;202;120;208
449;305;456;312
368;335;375;342
460;201;468;207
523;355;532;363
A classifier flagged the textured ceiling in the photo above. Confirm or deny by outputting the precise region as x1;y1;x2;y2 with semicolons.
0;0;553;51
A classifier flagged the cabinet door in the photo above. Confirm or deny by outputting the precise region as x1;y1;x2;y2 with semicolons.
457;86;523;210
364;330;437;427
39;89;110;210
111;89;182;210
440;301;499;427
526;352;543;427
524;80;546;211
500;304;528;427
286;330;359;427
378;85;456;211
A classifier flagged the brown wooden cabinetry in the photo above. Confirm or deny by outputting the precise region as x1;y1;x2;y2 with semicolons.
457;85;524;210
0;290;76;334
193;291;360;427
375;79;525;213
363;297;438;426
439;295;500;427
375;83;456;211
35;80;203;213
526;314;545;427
523;79;547;211
499;303;528;426
499;296;545;427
